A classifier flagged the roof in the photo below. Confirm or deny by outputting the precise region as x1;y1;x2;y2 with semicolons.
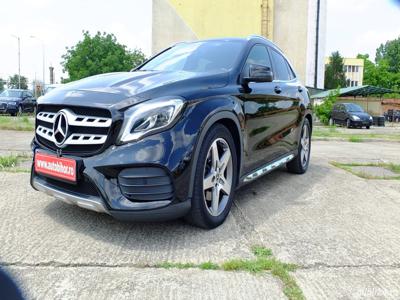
311;85;394;99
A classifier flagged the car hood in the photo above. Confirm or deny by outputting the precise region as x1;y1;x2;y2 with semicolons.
350;112;371;118
39;71;230;109
0;97;20;102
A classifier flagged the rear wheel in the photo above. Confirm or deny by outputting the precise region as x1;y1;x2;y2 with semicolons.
185;124;237;229
366;125;370;129
287;119;311;174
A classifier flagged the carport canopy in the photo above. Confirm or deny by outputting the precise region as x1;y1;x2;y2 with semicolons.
311;85;394;99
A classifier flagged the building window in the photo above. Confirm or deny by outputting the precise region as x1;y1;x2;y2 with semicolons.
346;79;351;87
355;66;359;73
354;81;358;86
352;66;355;72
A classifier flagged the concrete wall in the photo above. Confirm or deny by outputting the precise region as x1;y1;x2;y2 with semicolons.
151;0;326;88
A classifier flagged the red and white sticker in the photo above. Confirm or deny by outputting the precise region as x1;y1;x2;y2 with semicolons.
34;152;77;182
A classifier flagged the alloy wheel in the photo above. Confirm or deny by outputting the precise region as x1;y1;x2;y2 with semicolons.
203;138;233;217
300;125;310;167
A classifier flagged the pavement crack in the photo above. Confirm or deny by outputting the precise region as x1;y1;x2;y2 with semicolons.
297;262;400;270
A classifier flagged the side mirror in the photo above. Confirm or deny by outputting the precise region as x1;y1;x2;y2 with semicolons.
241;64;274;86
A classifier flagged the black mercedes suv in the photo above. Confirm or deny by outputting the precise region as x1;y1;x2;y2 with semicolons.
31;36;312;229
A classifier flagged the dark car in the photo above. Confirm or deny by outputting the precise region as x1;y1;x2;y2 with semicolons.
330;103;373;129
0;89;36;116
30;36;312;229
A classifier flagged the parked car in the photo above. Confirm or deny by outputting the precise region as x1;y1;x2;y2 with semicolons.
0;89;36;116
31;36;313;228
330;103;373;129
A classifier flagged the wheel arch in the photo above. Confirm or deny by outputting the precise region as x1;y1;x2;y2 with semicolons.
188;110;243;198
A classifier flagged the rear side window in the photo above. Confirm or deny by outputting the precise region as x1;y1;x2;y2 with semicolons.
270;49;291;81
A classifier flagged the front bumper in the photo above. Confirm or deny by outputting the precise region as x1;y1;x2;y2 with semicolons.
350;119;373;126
30;116;198;221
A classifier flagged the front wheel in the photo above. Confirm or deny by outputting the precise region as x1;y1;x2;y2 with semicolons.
287;119;311;174
185;124;237;229
346;119;351;128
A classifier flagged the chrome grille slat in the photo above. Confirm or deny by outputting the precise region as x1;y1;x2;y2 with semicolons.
35;108;111;148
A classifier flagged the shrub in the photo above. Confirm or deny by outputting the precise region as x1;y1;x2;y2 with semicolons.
315;89;339;125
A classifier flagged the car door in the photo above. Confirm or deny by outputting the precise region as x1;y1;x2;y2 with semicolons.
240;45;299;174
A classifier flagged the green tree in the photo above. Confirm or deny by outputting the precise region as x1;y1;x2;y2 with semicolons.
357;53;400;90
376;37;400;73
61;31;146;82
0;78;5;92
324;51;346;89
7;74;28;90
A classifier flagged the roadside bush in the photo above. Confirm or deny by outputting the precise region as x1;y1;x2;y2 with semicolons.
315;89;339;125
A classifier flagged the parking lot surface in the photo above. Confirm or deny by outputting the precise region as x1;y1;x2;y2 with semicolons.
0;130;399;299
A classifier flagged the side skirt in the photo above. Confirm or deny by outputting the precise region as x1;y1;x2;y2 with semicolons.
241;153;295;184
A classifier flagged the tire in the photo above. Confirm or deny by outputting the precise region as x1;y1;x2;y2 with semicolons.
17;106;23;116
287;119;311;174
328;118;334;126
10;112;16;117
366;126;370;129
346;118;351;128
185;124;238;229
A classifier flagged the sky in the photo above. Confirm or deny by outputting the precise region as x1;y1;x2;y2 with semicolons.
0;0;399;85
0;0;152;85
326;0;400;59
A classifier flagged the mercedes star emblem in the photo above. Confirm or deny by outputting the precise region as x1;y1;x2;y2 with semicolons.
53;110;69;147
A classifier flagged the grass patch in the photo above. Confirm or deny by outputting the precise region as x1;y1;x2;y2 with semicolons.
331;161;400;180
155;246;304;300
0;154;31;172
0;116;35;131
313;126;400;141
155;262;196;269
348;136;363;143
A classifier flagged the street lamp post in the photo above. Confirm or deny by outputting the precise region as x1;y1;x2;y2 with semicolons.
30;36;45;93
11;35;21;89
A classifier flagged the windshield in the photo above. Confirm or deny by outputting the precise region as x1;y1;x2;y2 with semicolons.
0;90;22;98
138;40;245;73
346;103;364;113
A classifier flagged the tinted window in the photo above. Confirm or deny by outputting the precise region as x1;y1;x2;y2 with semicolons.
0;90;22;97
243;45;272;76
345;103;364;112
245;45;271;68
139;40;245;73
270;49;291;81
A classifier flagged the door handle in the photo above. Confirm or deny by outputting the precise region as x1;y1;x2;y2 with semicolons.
274;86;282;94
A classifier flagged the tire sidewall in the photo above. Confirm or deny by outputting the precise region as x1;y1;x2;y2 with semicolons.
192;124;237;228
300;119;311;171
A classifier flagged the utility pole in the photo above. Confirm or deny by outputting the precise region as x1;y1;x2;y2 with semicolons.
11;35;21;89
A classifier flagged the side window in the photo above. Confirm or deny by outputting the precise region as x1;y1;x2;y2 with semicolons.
22;92;27;98
270;49;291;81
244;45;272;75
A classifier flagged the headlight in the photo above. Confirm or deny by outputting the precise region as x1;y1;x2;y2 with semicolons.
117;97;185;144
7;102;17;106
369;116;373;120
351;115;360;121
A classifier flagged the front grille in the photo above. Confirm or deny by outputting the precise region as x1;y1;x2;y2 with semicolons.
36;105;112;156
118;167;174;202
